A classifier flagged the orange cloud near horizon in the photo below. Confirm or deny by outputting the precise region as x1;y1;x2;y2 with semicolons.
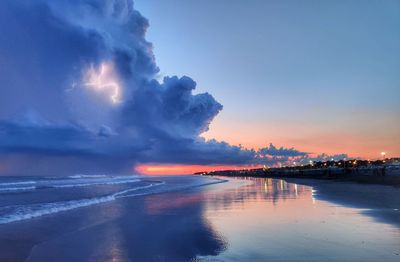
135;164;263;175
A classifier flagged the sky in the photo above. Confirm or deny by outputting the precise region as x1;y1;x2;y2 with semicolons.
135;0;400;159
0;0;398;175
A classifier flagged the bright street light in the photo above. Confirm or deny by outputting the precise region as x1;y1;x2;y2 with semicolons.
381;152;386;160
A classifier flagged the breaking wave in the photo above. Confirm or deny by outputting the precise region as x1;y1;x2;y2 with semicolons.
0;175;225;225
0;181;36;186
68;174;109;179
0;186;36;192
0;183;163;225
0;176;140;193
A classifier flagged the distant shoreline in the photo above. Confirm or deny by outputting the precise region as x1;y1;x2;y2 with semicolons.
199;167;400;186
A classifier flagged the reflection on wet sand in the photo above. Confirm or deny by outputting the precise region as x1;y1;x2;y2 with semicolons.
24;196;227;262
200;177;400;261
0;176;399;261
285;178;400;227
203;177;310;211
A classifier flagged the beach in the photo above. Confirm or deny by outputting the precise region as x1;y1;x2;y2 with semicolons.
0;175;399;261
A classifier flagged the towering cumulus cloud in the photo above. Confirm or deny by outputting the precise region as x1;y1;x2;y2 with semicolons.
0;0;256;175
0;0;310;175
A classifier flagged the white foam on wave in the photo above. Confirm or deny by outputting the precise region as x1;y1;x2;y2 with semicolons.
0;177;226;225
0;183;164;225
0;176;142;193
68;174;108;179
0;186;36;192
50;178;140;188
0;181;36;186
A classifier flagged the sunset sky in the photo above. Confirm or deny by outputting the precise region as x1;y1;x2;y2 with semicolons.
136;0;400;159
0;0;399;175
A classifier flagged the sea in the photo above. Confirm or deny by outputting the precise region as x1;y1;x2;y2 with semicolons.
0;174;223;225
0;175;399;261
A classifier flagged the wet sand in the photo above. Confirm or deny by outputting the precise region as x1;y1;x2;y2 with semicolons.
0;176;399;261
284;178;400;227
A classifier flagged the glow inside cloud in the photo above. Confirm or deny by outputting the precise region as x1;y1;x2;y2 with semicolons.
0;0;344;175
84;62;121;104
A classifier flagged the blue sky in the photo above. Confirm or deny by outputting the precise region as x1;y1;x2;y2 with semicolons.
135;0;400;158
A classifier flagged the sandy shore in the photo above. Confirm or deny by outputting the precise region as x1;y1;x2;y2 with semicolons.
285;178;400;227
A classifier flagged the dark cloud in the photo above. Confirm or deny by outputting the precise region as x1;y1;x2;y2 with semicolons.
0;0;105;121
0;0;327;175
0;122;93;156
303;153;350;163
122;76;223;138
258;143;308;157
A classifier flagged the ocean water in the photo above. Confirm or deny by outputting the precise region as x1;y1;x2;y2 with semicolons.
0;176;399;261
0;174;223;225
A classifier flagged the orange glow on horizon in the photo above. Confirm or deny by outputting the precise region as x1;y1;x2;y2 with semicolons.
201;117;400;159
135;164;263;175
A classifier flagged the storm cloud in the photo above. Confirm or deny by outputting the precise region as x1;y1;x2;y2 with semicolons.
0;0;310;175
